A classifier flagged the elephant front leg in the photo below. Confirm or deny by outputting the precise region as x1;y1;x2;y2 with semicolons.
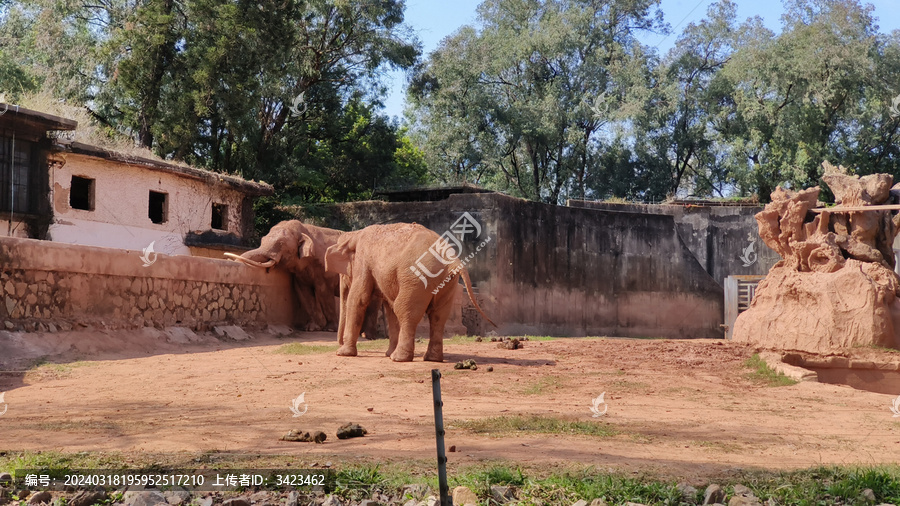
293;278;325;331
337;275;373;357
336;275;351;345
314;273;340;332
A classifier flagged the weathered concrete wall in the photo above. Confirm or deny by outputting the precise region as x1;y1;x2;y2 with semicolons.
0;236;295;331
567;201;780;286
47;153;251;255
292;193;724;339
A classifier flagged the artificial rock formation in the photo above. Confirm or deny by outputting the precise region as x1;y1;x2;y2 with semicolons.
733;162;900;353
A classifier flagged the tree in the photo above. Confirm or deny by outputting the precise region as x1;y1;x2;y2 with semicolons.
720;0;899;198
621;1;738;200
408;0;666;204
0;0;425;208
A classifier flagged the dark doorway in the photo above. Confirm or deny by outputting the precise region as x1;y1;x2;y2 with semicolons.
149;191;168;224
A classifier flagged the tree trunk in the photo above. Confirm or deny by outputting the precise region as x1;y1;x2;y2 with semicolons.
137;0;176;149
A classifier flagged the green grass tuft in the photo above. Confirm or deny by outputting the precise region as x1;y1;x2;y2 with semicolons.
272;343;336;355
744;354;798;387
521;335;558;341
521;376;563;395
453;415;617;437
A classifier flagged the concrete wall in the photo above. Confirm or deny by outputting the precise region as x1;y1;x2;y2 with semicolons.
567;201;780;286
47;153;250;255
294;193;724;339
0;236;295;330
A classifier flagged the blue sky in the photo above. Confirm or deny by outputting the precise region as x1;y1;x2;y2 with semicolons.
380;0;900;120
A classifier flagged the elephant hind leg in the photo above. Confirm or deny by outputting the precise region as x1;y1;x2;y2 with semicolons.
423;288;455;362
389;291;430;362
384;302;400;358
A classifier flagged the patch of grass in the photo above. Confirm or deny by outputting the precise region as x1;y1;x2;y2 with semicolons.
451;465;527;497
521;335;558;341
528;471;685;505
30;420;123;433
453;415;618;438
356;340;386;352
3;452;900;505
865;344;900;354
0;451;130;473
272;343;336;355
607;379;650;390
28;360;95;372
25;360;97;381
744;354;798;387
731;466;900;505
693;440;743;453
334;464;384;490
521;375;564;395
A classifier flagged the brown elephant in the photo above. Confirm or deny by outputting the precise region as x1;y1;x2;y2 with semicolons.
325;223;495;362
226;221;342;331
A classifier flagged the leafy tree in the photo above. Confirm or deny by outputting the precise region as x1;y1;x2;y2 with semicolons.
720;0;899;198
408;0;666;204
622;0;738;200
0;0;425;210
409;0;900;203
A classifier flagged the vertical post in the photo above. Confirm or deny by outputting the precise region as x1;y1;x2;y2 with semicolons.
431;369;450;506
723;275;738;340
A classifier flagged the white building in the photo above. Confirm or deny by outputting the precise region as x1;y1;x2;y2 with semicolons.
0;103;272;256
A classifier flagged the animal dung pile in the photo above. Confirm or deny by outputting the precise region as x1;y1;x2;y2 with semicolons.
281;429;327;443
336;422;368;439
454;359;478;370
733;162;900;353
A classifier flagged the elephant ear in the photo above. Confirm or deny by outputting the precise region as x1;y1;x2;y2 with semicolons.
324;232;358;275
297;233;315;259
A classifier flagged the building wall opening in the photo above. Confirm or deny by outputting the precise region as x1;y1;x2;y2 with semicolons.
70;176;95;211
211;203;228;230
149;191;168;224
0;135;36;214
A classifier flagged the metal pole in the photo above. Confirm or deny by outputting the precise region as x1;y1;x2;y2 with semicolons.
8;131;15;236
431;369;451;506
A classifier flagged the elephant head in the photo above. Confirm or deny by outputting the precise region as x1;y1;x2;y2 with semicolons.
226;220;346;332
225;220;316;273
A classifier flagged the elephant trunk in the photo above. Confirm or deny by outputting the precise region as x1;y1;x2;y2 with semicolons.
224;252;277;268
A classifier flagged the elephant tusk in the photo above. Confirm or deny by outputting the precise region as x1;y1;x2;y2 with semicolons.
224;252;276;268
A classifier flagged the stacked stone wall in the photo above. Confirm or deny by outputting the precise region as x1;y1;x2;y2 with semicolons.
0;236;294;332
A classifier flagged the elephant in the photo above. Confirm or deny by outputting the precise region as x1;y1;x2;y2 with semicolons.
324;223;495;362
225;220;385;337
226;220;341;331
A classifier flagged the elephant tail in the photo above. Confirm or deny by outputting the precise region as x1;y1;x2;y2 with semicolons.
459;266;497;328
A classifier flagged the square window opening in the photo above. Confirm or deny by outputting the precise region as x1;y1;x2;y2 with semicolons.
211;203;228;230
69;176;94;211
149;191;168;224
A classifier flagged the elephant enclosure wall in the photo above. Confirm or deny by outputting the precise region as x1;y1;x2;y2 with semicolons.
568;200;780;286
0;236;295;331
295;193;724;339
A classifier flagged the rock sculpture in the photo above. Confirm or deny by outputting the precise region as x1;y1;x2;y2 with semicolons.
733;162;900;353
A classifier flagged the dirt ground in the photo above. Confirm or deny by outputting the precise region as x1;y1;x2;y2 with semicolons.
1;329;899;483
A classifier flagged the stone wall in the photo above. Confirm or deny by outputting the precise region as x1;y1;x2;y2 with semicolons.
0;236;295;331
567;201;780;286
290;193;724;339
